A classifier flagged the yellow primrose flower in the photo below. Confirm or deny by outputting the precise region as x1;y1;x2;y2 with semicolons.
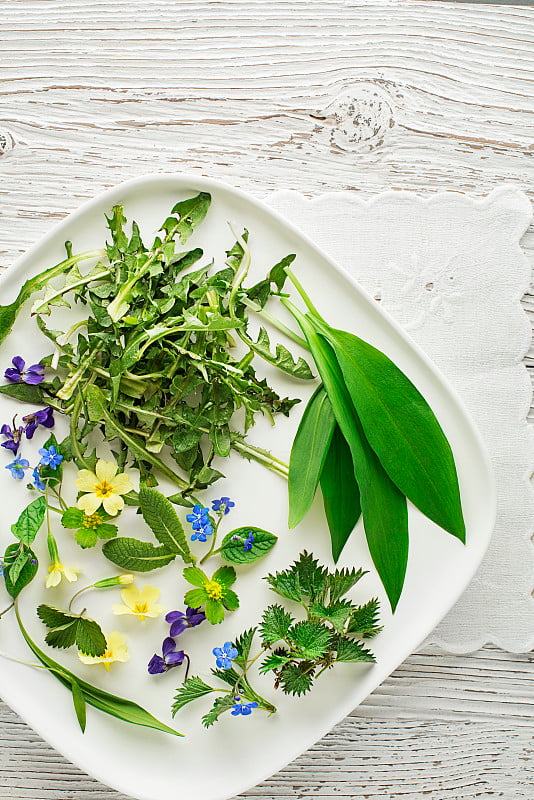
75;460;134;516
112;584;164;621
78;631;129;672
45;561;81;589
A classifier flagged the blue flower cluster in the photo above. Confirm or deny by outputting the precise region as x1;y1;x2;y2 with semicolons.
186;505;213;542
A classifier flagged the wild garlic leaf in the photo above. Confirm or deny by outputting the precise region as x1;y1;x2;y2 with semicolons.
102;538;176;572
11;496;47;546
171;677;216;716
320;423;362;562
288;385;335;529
70;677;87;733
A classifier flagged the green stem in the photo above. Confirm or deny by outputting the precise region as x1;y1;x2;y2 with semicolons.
69;394;92;470
242;297;308;349
32;270;111;316
199;514;224;565
285;268;322;318
0;602;15;619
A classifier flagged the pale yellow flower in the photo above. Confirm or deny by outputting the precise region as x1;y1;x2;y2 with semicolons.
112;584;164;621
45;562;81;589
78;631;129;672
75;460;134;516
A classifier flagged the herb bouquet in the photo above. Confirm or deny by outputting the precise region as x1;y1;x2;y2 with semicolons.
0;189;464;739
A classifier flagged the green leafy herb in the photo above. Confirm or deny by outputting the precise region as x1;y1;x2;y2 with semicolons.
37;605;107;657
10;496;47;546
102;538;176;572
3;543;38;598
219;526;277;565
183;565;239;624
138;487;194;564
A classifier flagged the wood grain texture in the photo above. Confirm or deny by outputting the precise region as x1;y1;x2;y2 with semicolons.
0;0;533;798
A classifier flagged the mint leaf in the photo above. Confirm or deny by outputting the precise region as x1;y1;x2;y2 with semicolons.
139;487;194;563
11;496;47;545
171;677;216;716
220;527;277;565
102;537;176;572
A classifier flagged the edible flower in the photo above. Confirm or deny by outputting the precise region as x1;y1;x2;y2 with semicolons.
243;532;255;551
78;631;129;672
22;407;54;439
166;606;206;637
1;421;24;454
183;565;239;624
38;445;63;470
5;456;30;479
231;695;258;716
75;459;134;516
212;641;238;669
211;496;235;515
61;506;118;549
4;356;45;385
185;505;213;542
148;637;185;675
45;559;81;588
32;465;46;491
112;584;164;621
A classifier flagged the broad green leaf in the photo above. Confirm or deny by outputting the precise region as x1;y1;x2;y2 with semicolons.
139;487;194;563
212;424;231;458
184;588;207;608
220;527;277;565
222;589;239;611
4;544;38;598
102;538;176;572
288;385;335;529
294;312;409;611
37;604;72;628
76;618;107;657
212;565;236;588
11;496;47;546
0;383;46;404
38;606;107;657
317;323;465;543
75;529;99;548
171;676;216;716
204;598;225;624
320;423;362;562
16;606;182;736
183;565;209;587
6;548;31;586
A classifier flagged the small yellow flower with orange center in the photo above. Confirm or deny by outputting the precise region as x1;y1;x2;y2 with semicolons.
204;580;223;601
112;584;164;621
75;460;134;516
78;631;129;671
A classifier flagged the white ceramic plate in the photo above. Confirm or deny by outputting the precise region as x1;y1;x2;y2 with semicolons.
0;174;495;800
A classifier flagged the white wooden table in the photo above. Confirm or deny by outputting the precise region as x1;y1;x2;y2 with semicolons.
1;1;533;797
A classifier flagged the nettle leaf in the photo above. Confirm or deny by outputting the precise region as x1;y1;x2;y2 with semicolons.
288;621;331;659
202;694;235;728
232;627;256;669
265;566;302;603
102;538;176;572
3;543;38;598
259;652;291;675
334;636;375;664
138;487;194;564
171;677;216;716
279;663;315;696
309;599;355;632
291;551;328;602
259;605;294;646
327;566;367;605
346;599;382;639
220;527;277;565
11;496;47;546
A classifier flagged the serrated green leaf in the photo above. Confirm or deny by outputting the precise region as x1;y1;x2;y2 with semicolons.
37;604;71;628
102;538;176;572
232;627;256;668
184;588;207;608
202;694;235;728
171;676;216;716
309;599;355;632
220;527;277;565
76;618;107;657
259;604;294;646
75;528;99;548
169;192;211;244
334;636;375;663
279;663;315;696
212;565;236;588
139;487;194;563
204;598;225;624
183;566;209;587
11;496;47;546
265;567;302;603
259;652;291;675
289;621;331;659
45;622;78;650
61;507;85;529
222;589;239;612
327;566;367;605
346;599;382;639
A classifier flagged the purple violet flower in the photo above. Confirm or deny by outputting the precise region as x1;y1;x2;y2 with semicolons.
213;641;238;669
148;637;186;675
5;456;30;479
211;496;235;515
38;445;63;470
165;606;206;637
1;422;24;454
23;407;55;439
4;357;45;385
231;695;258;716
